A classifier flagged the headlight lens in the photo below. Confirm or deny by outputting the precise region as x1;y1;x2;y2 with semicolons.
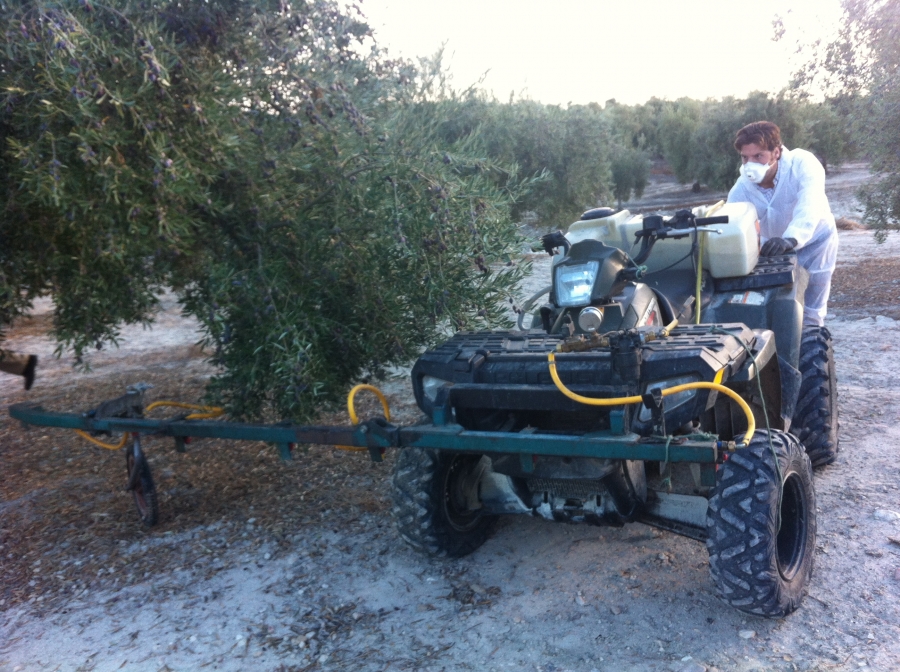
555;261;599;307
638;375;698;421
422;375;452;402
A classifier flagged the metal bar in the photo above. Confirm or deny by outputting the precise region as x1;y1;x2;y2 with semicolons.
398;425;717;463
11;404;98;430
9;404;364;446
9;403;718;463
276;443;294;462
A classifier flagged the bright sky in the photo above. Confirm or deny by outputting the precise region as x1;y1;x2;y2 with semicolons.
360;0;845;105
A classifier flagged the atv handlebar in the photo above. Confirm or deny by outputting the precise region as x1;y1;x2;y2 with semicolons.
631;212;730;265
695;215;729;226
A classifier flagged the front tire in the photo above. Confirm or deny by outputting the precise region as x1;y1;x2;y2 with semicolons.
706;430;816;617
391;448;496;558
792;326;839;467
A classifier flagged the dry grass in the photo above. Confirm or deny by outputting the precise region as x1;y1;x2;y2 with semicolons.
835;216;867;230
830;255;900;319
0;363;421;613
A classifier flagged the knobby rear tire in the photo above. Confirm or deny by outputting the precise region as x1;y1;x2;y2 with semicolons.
706;430;816;617
792;326;839;467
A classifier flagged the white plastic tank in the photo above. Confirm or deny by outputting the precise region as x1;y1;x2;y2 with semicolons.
566;209;634;247
564;201;760;278
696;201;760;278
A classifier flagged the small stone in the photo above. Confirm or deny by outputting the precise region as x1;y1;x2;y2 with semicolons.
263;553;271;560
874;509;900;522
679;663;706;672
609;605;622;615
576;593;587;606
318;654;329;664
738;629;756;639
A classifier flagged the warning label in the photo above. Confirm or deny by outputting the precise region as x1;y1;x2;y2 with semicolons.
729;291;766;306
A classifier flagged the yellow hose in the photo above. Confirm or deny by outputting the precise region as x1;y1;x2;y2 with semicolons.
337;384;392;453
659;318;678;338
74;429;130;451
547;352;755;445
73;401;224;450
145;400;225;420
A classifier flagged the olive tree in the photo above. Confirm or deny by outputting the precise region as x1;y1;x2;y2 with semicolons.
0;0;529;420
659;99;701;184
610;146;650;210
834;0;899;239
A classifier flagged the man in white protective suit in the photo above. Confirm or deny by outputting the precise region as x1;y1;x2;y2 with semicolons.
727;121;838;327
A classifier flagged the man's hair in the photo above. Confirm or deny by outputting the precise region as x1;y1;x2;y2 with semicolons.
734;121;782;152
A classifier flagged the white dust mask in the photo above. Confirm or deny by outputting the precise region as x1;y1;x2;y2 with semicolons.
742;161;771;184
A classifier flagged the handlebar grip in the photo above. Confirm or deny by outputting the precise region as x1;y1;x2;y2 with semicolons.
696;215;729;225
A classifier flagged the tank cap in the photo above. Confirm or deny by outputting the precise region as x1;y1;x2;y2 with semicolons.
580;207;618;221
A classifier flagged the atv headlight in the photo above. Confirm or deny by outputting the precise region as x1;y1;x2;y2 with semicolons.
578;306;604;332
422;375;452;402
638;375;698;421
555;261;599;307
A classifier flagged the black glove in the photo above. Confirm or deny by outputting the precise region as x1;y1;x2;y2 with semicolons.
541;231;570;256
760;237;796;257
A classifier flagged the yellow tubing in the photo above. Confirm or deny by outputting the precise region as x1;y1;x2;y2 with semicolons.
346;384;391;424
74;429;129;451
337;384;392;453
547;352;755;445
74;400;224;449
659;318;679;338
145;400;225;420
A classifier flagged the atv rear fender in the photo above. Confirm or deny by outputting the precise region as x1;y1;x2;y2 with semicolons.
720;329;789;436
706;257;808;371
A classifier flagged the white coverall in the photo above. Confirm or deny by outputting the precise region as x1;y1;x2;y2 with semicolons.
728;146;838;326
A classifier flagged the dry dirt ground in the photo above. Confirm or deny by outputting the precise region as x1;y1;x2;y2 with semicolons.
3;165;900;672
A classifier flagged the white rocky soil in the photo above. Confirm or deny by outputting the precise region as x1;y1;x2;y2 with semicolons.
2;165;900;672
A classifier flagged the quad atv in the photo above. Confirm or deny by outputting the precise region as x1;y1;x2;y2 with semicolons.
391;202;838;617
